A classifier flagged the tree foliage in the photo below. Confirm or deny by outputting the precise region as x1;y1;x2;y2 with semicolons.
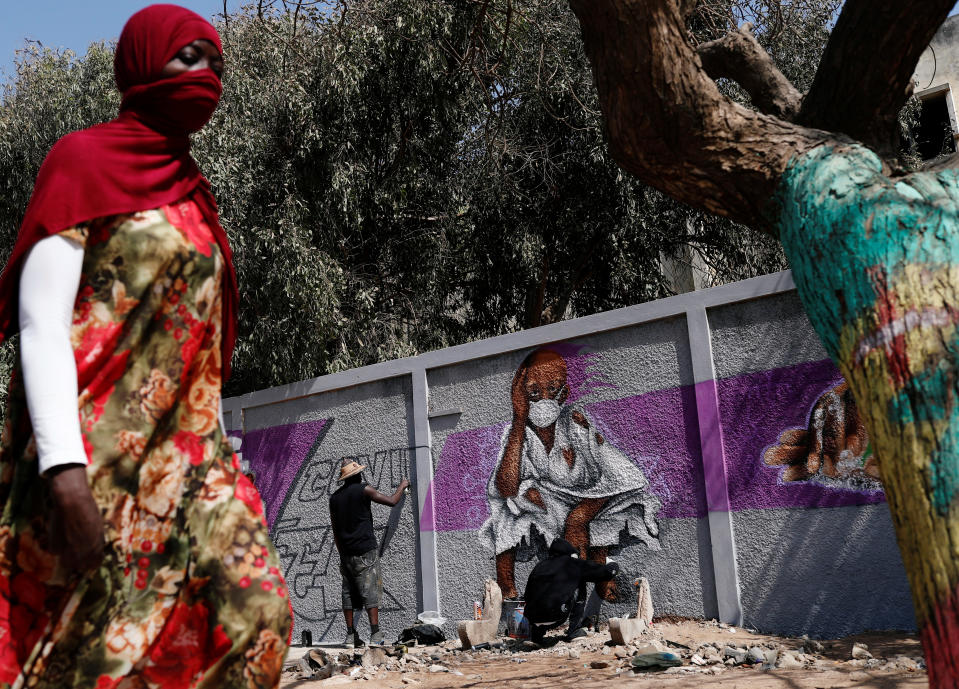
0;0;842;395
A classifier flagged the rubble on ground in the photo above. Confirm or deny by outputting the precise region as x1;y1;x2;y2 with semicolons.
282;619;927;684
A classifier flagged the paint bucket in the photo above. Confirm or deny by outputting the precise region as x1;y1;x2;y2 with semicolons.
301;630;312;646
504;600;530;639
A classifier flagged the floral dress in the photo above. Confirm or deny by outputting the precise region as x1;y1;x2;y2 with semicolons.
0;195;290;688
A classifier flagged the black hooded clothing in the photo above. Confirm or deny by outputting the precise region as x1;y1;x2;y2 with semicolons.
522;538;618;635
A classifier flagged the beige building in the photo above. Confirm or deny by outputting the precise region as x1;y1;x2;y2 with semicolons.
913;14;959;160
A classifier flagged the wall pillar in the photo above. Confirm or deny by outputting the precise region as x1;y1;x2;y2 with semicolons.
686;305;744;626
411;367;442;614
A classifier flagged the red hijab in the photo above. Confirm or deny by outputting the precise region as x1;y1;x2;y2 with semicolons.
0;4;239;378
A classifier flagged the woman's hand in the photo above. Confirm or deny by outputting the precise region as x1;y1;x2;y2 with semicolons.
47;465;105;572
510;365;530;422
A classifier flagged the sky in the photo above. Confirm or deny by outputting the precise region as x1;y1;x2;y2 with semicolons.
2;1;959;80
1;1;242;79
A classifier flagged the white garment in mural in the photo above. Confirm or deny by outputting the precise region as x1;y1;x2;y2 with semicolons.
479;406;661;555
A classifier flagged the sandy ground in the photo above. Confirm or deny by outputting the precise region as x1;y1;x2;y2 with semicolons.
280;619;928;689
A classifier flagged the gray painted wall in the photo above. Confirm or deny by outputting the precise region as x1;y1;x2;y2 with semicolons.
225;271;915;643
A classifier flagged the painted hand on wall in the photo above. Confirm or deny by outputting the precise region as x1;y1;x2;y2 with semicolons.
480;347;662;602
764;380;880;489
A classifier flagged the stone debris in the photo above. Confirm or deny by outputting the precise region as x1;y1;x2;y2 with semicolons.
632;640;669;655
360;647;387;669
280;613;928;685
723;645;747;665
777;651;805;669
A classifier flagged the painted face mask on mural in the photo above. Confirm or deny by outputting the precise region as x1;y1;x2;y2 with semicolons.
528;398;562;428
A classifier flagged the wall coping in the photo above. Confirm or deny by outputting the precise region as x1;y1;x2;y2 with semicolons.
225;270;796;414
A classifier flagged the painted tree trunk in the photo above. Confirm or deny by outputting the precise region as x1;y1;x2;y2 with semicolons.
776;144;959;686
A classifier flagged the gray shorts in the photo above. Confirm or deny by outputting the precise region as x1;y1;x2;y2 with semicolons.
340;548;383;610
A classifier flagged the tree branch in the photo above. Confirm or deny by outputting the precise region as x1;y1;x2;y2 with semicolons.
798;0;953;157
697;22;801;121
566;0;836;232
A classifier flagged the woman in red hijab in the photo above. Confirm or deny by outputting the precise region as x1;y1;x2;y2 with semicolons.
0;5;289;687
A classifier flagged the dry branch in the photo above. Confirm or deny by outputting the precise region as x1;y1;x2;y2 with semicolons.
697;22;800;121
567;0;836;231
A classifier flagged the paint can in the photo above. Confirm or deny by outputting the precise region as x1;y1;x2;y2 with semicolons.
301;630;312;646
504;600;530;639
473;601;483;620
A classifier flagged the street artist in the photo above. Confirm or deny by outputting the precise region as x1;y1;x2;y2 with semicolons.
329;459;409;647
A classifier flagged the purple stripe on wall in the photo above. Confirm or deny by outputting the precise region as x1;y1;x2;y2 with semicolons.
430;423;508;532
694;379;732;512
718;359;885;511
431;385;707;532
582;385;706;519
430;359;885;532
243;418;329;528
240;358;883;535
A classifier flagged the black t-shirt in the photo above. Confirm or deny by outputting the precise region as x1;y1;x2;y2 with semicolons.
329;481;377;556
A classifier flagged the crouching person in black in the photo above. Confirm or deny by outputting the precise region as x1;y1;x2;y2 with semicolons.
523;538;619;644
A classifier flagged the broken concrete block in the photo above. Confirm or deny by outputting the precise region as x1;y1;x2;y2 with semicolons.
635;577;654;627
851;642;872;660
633;640;668;655
361;647;388;669
608;576;654;645
776;651;804;669
723;646;747;665
457;579;503;649
608;616;648;645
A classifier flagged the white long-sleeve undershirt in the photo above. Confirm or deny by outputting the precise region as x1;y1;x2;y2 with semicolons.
18;233;229;476
19;235;86;475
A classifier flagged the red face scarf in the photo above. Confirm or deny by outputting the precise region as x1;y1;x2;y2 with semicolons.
0;3;239;379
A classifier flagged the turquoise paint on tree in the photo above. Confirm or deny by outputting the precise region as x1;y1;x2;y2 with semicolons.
775;144;959;518
773;144;959;681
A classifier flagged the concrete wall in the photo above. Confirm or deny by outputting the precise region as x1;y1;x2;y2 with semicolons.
914;15;959;144
916;15;959;95
224;271;915;644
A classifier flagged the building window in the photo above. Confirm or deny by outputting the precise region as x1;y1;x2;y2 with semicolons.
916;91;957;160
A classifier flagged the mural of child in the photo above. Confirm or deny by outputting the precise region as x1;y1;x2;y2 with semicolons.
479;347;662;601
764;380;882;490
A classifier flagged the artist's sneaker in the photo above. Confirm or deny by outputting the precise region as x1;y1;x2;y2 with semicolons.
343;631;364;649
369;630;386;646
564;627;588;642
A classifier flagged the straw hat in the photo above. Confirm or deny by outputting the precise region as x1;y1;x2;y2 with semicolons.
338;459;366;481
